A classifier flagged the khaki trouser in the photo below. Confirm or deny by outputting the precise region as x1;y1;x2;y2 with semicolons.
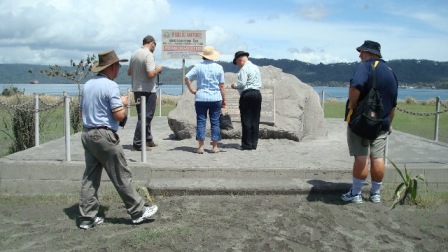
79;128;145;221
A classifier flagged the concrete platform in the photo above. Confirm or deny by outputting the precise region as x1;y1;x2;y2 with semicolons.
1;116;447;195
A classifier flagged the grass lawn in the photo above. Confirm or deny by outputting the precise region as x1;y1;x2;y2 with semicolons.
323;100;448;143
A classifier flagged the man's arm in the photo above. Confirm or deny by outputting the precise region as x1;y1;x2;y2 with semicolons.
345;87;361;123
231;69;247;90
388;107;396;133
348;87;361;110
146;65;163;79
113;108;127;122
113;96;128;122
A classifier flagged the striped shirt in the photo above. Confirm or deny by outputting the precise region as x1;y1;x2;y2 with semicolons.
233;60;262;94
185;60;225;102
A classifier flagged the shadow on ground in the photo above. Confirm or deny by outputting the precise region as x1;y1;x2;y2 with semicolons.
306;179;351;205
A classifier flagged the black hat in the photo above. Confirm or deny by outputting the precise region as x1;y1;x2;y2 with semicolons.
356;40;382;58
232;51;249;65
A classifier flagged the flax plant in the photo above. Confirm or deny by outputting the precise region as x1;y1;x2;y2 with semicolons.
389;158;425;209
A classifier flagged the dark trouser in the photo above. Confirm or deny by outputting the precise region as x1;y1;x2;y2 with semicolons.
239;89;262;150
80;128;145;223
133;92;157;147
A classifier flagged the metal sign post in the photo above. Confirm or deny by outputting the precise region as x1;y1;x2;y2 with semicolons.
141;96;146;163
182;59;185;93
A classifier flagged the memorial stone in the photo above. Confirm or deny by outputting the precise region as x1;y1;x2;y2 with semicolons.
168;66;327;141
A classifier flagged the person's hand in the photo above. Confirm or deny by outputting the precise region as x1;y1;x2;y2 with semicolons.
189;89;197;95
156;65;163;73
222;99;226;108
231;83;235;89
121;96;128;107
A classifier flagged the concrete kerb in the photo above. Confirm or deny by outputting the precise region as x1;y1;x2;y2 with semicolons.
0;162;445;196
1;117;447;195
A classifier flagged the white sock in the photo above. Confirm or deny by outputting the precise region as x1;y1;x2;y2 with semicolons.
371;181;382;195
352;177;365;195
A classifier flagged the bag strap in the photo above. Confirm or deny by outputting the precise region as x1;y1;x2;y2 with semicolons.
372;60;379;89
346;60;379;123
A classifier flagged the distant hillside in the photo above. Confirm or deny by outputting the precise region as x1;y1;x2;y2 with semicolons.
1;59;447;89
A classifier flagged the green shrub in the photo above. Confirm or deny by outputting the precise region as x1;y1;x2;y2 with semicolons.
405;96;418;104
70;98;82;133
2;87;24;96
10;98;35;152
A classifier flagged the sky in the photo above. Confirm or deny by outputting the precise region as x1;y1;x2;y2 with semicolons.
1;0;447;68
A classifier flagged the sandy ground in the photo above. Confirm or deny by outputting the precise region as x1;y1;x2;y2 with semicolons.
1;193;447;252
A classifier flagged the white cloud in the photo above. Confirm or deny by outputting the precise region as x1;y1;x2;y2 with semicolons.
0;0;446;67
296;3;332;21
0;0;170;65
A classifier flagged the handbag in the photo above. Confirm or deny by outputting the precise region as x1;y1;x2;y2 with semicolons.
219;109;233;130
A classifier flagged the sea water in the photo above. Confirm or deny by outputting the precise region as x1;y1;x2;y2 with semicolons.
1;83;447;101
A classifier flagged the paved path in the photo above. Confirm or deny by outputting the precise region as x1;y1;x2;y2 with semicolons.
1;116;447;195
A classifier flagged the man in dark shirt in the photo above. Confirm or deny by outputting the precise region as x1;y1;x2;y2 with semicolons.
342;40;398;204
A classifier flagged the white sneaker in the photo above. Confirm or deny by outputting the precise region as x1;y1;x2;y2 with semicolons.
132;205;158;224
79;216;104;230
341;190;363;204
370;193;381;203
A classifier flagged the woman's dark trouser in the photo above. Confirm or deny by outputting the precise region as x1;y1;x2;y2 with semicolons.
133;92;157;147
239;89;262;149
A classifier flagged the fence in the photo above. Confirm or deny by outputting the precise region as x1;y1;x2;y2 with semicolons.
1;89;446;161
320;91;448;142
0;88;181;162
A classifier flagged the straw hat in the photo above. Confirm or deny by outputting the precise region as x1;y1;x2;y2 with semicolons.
92;50;128;72
198;46;220;60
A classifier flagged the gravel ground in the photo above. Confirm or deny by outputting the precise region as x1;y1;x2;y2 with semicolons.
1;193;447;252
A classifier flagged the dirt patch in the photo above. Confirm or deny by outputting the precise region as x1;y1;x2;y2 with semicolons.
1;193;447;251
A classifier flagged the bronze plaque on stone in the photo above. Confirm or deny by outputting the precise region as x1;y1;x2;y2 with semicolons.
225;86;275;125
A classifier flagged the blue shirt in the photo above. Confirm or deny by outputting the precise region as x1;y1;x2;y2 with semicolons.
350;59;399;130
186;60;225;102
233;60;262;94
81;75;123;131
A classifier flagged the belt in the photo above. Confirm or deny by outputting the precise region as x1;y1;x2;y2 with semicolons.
241;88;259;96
84;126;116;133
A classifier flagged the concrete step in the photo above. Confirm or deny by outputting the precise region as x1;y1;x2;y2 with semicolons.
147;178;352;196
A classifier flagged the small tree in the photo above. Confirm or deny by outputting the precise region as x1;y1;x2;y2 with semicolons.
38;55;96;133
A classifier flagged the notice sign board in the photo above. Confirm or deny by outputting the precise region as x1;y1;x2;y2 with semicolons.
161;30;206;59
225;86;275;125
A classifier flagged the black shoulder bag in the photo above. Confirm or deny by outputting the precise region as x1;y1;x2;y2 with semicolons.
348;61;384;140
